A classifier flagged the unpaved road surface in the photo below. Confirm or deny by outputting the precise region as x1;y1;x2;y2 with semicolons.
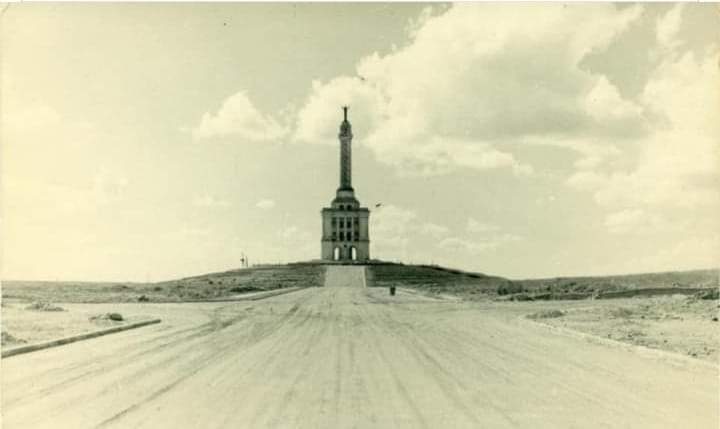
3;266;717;428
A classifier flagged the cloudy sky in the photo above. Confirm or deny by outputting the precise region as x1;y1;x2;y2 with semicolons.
2;3;718;282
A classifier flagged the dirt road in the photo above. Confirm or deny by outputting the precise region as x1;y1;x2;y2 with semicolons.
2;266;717;428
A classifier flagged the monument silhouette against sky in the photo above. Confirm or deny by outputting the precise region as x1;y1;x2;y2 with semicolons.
320;107;370;261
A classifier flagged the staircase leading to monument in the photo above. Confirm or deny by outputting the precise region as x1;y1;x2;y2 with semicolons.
323;266;366;288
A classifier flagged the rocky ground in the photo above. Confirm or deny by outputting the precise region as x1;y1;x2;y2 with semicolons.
1;299;155;347
368;264;719;363
522;295;719;362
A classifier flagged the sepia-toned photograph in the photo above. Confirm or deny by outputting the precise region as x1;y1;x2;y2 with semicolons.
1;2;718;428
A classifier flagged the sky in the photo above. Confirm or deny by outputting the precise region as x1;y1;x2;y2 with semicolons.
1;3;718;282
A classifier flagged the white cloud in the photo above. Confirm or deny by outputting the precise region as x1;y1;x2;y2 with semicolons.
192;91;287;141
173;225;213;238
439;234;522;254
466;218;500;234
559;5;719;262
370;205;418;259
293;4;642;176
566;170;606;192
93;168;129;205
613;235;719;274
656;4;684;51
294;77;386;146
2;104;131;215
528;137;624;172
274;225;316;261
371;205;419;231
604;209;677;235
583;75;644;126
420;222;450;239
438;237;492;253
568;11;720;212
371;205;453;260
192;194;231;208
278;225;310;241
369;204;520;262
255;199;276;210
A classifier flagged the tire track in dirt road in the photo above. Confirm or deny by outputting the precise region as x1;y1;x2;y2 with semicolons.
363;292;511;428
4;290;320;428
98;289;323;428
4;301;259;400
2;266;717;428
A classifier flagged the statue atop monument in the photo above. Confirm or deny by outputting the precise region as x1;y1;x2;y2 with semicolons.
339;105;352;137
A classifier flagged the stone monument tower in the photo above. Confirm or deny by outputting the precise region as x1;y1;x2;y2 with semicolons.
320;107;370;261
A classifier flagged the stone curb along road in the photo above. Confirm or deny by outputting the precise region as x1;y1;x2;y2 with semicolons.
0;287;308;359
2;319;162;359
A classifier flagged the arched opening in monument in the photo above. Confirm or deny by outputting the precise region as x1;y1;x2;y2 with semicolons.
350;246;358;261
333;247;340;261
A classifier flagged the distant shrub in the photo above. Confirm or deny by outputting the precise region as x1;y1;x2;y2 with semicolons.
528;309;565;319
696;289;719;300
230;286;261;293
1;331;26;346
497;282;523;295
610;307;634;318
89;312;124;322
153;286;162;292
529;293;552;301
138;295;150;302
25;301;65;312
511;293;535;301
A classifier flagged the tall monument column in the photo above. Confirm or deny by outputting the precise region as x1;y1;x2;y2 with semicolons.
339;106;353;191
320;106;371;262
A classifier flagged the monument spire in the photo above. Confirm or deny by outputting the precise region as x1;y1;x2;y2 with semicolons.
320;106;370;262
338;106;353;190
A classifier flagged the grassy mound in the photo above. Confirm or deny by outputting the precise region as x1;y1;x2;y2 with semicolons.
516;269;718;297
3;264;325;303
366;263;513;299
159;264;324;301
367;264;718;302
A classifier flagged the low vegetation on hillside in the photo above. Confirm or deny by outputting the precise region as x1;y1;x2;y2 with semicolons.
2;264;325;303
512;269;718;300
4;262;716;304
366;263;513;299
367;264;718;301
